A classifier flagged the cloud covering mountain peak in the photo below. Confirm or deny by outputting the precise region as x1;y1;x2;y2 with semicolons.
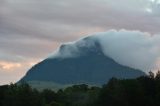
49;30;160;73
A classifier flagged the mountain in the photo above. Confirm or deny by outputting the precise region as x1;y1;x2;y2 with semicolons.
20;36;145;86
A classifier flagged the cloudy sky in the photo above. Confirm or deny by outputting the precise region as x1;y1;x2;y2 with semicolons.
0;0;160;85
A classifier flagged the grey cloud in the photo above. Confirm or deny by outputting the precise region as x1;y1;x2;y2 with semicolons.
1;0;160;40
0;37;60;59
1;0;160;44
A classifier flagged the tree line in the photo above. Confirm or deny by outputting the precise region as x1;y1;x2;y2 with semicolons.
1;71;160;106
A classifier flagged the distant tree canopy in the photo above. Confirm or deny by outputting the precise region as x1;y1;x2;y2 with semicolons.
1;71;160;106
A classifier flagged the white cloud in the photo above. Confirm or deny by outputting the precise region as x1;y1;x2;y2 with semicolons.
94;30;160;72
49;30;160;73
146;0;160;14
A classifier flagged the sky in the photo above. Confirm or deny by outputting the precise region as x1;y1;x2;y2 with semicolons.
0;0;160;85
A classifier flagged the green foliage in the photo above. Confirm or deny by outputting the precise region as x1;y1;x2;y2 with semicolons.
1;71;160;106
2;83;44;106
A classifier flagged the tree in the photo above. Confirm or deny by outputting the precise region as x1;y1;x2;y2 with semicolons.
149;71;155;79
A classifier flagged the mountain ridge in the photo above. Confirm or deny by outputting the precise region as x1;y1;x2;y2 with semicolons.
19;36;146;86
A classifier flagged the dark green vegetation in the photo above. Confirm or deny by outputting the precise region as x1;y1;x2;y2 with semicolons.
20;37;145;85
1;71;160;106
